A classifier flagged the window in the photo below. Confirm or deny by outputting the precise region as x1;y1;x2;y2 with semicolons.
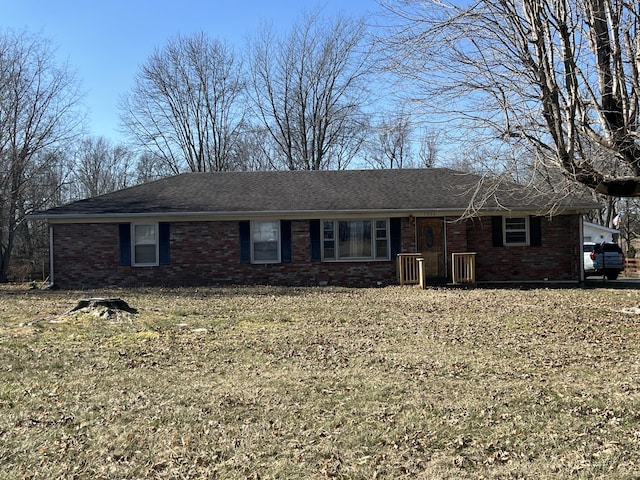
503;217;529;246
252;221;280;263
132;223;158;265
322;219;389;260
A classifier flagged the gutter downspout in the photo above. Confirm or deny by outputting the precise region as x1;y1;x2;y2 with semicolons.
49;224;55;287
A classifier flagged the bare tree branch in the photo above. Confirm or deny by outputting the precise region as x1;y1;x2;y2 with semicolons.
119;32;246;173
248;11;372;170
380;0;640;197
0;29;83;281
69;136;134;199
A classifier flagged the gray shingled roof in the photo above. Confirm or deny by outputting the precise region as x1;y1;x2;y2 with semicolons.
32;168;596;220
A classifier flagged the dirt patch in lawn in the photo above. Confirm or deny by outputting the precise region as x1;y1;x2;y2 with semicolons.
1;285;639;478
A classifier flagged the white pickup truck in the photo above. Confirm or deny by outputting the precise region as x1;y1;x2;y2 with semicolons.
583;242;625;280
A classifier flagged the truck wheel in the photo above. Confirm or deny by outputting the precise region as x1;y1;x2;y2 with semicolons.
606;271;619;280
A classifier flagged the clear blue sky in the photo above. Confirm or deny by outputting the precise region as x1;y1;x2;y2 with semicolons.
3;0;379;143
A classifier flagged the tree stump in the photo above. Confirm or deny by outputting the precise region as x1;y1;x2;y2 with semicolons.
66;298;138;315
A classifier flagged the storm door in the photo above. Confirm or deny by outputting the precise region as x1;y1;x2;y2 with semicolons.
416;218;445;279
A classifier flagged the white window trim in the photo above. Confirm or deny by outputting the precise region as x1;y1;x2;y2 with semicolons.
374;219;391;260
131;222;159;266
503;216;530;246
321;218;390;262
251;220;281;264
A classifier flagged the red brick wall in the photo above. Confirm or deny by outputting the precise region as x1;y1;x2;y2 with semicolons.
448;215;581;282
52;220;403;289
51;214;581;289
402;217;417;252
53;223;121;288
446;219;469;253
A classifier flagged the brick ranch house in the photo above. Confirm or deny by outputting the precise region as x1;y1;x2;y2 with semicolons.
31;168;596;289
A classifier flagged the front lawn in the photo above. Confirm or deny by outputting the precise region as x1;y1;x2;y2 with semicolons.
1;285;639;478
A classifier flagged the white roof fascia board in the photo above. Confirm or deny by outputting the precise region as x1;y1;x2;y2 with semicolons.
38;209;467;223
35;205;593;224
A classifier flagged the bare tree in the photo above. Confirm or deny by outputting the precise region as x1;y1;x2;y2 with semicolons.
232;124;278;171
418;127;439;168
14;149;70;281
134;152;174;184
69;136;134;199
380;0;640;197
365;114;415;169
248;11;372;170
0;30;83;282
120;32;246;173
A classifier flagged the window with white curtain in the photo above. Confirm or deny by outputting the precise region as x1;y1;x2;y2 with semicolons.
322;219;389;260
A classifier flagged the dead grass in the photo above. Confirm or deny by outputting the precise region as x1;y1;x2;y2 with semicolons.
1;284;640;479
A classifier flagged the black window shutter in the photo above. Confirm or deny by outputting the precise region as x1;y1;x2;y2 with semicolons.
281;220;292;263
159;223;170;264
239;221;251;263
492;216;503;247
310;220;321;262
530;216;542;246
119;223;131;266
390;217;402;257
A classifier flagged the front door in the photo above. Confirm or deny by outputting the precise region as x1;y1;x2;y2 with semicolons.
417;218;445;278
